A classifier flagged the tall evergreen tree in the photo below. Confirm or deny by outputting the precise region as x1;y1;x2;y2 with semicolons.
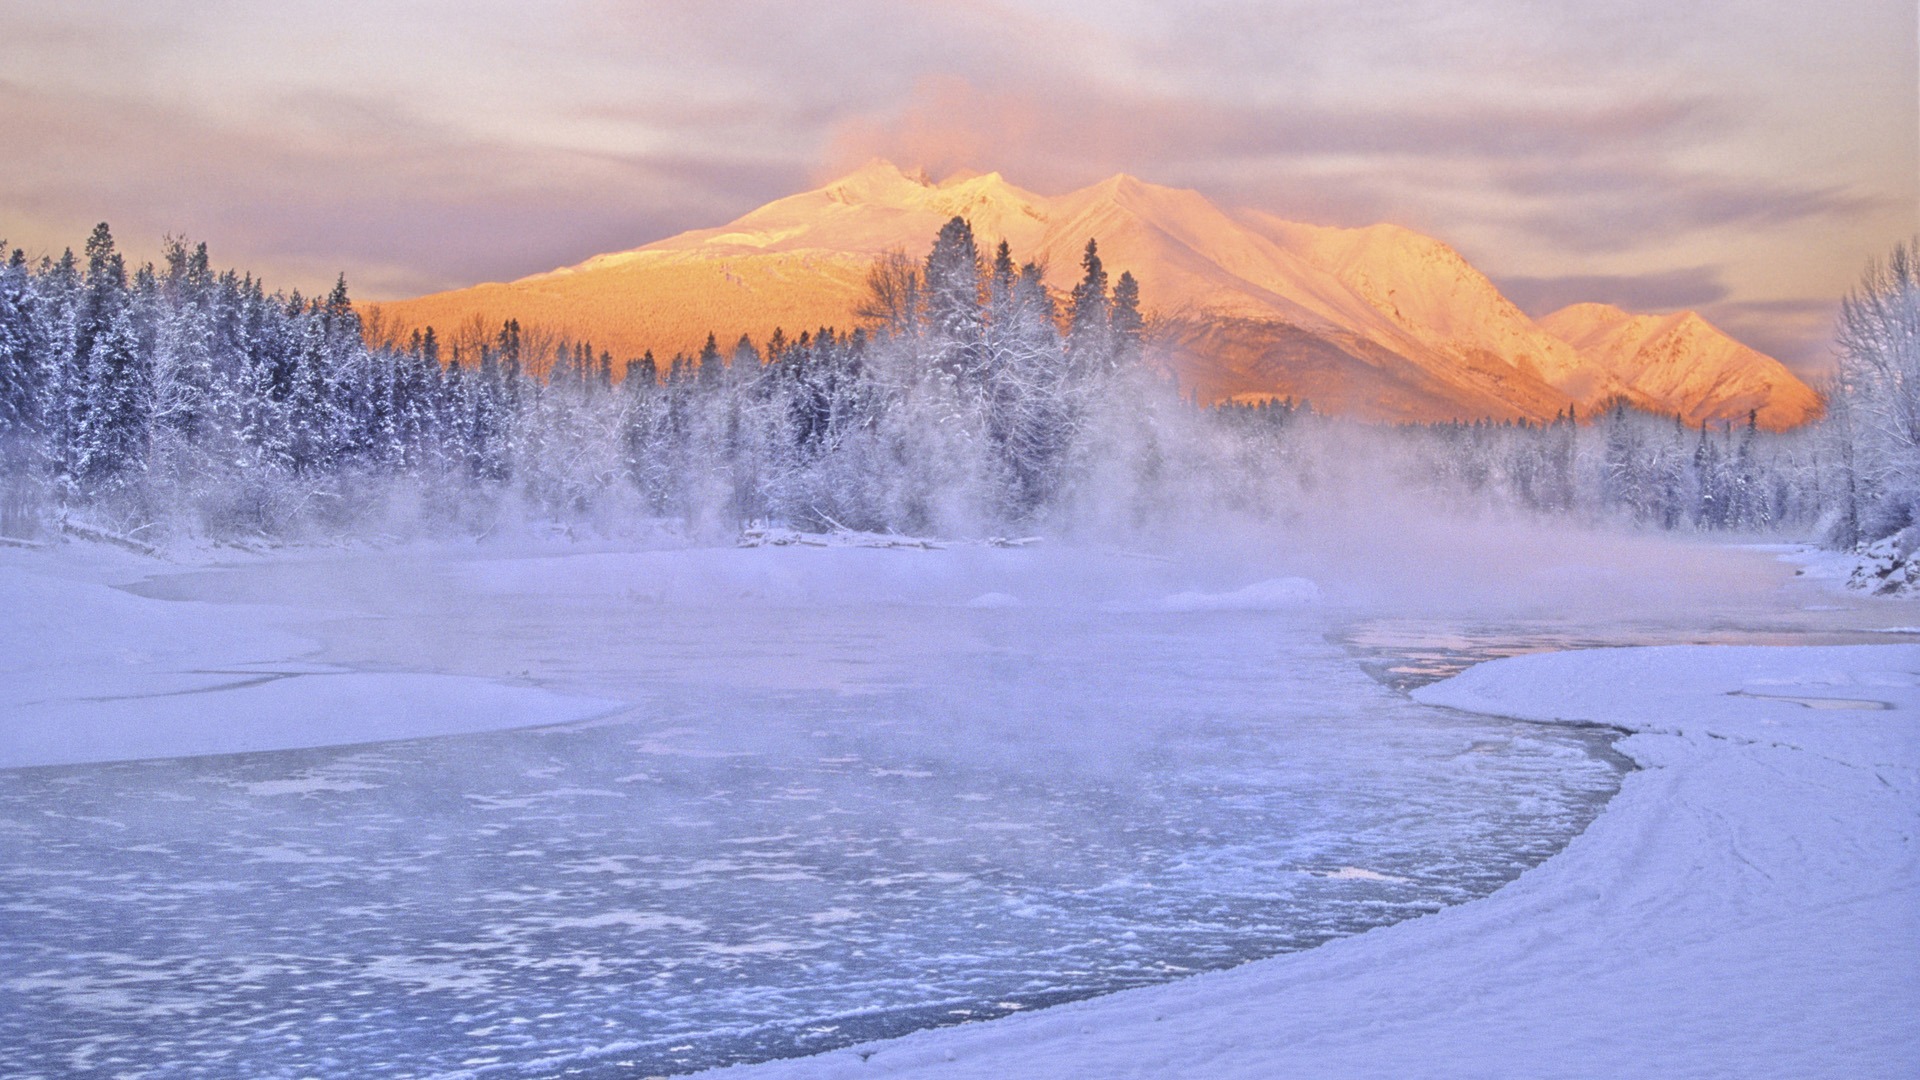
0;247;40;457
1067;239;1111;373
923;216;986;381
72;225;149;482
1110;270;1144;366
697;333;723;385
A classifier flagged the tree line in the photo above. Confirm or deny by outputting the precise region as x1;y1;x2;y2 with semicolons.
0;219;1151;540
0;221;1913;549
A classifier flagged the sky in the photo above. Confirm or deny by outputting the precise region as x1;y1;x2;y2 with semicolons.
0;1;1913;377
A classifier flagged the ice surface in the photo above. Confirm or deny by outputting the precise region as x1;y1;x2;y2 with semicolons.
0;543;1626;1078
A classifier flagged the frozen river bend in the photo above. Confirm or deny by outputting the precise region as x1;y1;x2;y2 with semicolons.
1;536;1914;1077
724;651;1920;1078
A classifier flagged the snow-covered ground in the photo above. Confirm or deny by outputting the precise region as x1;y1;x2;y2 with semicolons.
0;546;623;767
1;534;1915;1077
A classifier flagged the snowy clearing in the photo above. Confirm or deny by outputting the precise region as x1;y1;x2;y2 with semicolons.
708;643;1920;1080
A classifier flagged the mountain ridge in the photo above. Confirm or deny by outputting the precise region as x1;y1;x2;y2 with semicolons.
368;161;1820;430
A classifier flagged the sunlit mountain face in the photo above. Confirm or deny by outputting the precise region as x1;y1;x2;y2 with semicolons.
369;161;1821;429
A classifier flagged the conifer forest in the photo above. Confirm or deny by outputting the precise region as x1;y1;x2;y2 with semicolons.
1;221;1914;550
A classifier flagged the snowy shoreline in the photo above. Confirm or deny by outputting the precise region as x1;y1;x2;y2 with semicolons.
709;643;1920;1079
0;546;625;768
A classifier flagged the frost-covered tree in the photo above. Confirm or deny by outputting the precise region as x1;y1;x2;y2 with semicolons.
1830;237;1920;544
0;245;48;533
922;217;986;383
0;247;43;466
987;253;1072;515
72;225;148;485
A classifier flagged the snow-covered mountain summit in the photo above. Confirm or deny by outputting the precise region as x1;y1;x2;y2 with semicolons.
371;162;1820;428
1538;303;1820;429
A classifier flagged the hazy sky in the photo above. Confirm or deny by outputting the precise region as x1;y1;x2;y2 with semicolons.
1;1;1913;375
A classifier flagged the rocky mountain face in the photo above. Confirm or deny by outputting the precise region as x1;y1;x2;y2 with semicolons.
370;161;1821;429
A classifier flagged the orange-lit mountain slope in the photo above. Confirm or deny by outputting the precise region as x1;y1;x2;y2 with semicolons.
1538;304;1822;429
368;161;1820;427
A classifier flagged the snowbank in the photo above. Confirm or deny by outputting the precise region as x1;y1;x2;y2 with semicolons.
1846;530;1920;596
0;552;623;768
1770;538;1920;599
711;644;1919;1079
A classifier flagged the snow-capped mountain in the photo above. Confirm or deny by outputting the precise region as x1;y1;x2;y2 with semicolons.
1537;303;1822;430
370;161;1820;428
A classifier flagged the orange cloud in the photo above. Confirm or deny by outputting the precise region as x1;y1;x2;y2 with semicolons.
824;75;1043;186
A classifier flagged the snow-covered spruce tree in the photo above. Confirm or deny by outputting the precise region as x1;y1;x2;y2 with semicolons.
984;243;1071;517
0;249;38;450
1830;237;1920;546
619;350;678;517
922;218;987;384
1049;245;1207;535
0;245;52;535
1065;239;1111;376
774;328;892;531
71;225;149;493
142;239;219;525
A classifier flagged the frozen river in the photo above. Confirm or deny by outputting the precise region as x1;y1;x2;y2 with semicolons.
1;540;1880;1078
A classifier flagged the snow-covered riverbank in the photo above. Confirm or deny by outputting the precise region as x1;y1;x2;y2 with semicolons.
0;547;623;768
712;642;1919;1079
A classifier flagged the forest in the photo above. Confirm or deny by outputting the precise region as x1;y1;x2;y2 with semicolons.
0;220;1914;552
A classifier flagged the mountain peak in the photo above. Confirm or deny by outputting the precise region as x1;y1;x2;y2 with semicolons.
819;159;932;203
1541;303;1719;346
935;168;999;187
1083;172;1201;206
1546;301;1631;320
